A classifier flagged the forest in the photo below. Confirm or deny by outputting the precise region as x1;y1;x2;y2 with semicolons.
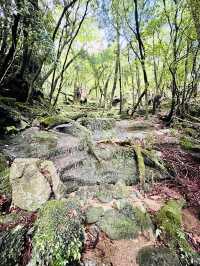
0;0;200;265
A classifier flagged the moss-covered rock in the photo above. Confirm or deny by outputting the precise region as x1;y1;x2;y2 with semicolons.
0;225;27;266
5;125;18;135
31;131;58;150
31;199;84;266
0;153;11;198
0;168;11;199
96;190;114;203
95;182;132;203
112;181;131;199
10;158;65;211
80;117;116;131
86;207;104;224
0;212;22;225
0;153;8;173
157;200;192;253
123;205;152;231
39;115;70;129
137;246;181;266
97;209;139;240
0;103;21;128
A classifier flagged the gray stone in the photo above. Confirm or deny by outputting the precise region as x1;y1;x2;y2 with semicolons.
86;207;104;224
10;158;64;211
98;209;139;240
137;246;181;266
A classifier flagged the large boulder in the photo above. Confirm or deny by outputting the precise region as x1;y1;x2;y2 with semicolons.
97;209;139;240
97;203;153;240
10;158;64;211
30;199;84;266
79;117;116;131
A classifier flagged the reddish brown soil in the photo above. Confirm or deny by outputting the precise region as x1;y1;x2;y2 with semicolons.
159;145;200;208
83;229;155;266
148;144;200;253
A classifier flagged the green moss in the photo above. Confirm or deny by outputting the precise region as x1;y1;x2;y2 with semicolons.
0;154;11;198
113;181;131;199
134;144;145;188
157;200;192;253
32;131;58;144
180;136;194;150
5;125;18;135
0;168;11;198
137;246;181;266
134;207;153;231
119;203;152;232
31;199;84;266
98;209;139;240
184;128;196;137
180;136;200;152
86;207;104;224
96;190;113;203
0;225;26;265
0;212;25;224
80;117;116;131
0;153;7;173
39;115;69;128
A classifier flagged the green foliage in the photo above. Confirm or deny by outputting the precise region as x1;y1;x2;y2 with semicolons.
180;136;194;150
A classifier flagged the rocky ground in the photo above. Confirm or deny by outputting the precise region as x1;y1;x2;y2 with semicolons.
0;110;200;266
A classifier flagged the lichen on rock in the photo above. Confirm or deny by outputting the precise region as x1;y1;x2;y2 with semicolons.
10;158;65;211
97;209;139;240
86;207;104;224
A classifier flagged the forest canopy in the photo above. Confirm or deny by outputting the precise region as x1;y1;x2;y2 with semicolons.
0;1;200;266
0;0;199;121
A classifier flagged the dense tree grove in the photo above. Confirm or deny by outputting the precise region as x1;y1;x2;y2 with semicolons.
0;0;199;120
0;1;200;266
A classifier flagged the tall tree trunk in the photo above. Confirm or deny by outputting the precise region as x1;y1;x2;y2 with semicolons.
153;32;159;94
119;59;123;114
0;14;20;82
110;27;120;109
131;0;149;118
165;0;179;122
